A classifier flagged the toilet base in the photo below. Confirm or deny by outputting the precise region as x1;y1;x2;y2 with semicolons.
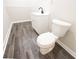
40;44;55;55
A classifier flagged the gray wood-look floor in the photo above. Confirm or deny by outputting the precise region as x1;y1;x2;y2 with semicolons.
3;21;75;59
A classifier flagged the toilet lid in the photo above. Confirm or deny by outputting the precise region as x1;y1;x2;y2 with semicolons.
37;32;58;48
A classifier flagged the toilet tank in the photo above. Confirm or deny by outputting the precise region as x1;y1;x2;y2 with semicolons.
52;19;71;37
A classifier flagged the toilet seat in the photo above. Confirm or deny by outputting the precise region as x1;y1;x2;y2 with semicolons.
37;32;58;48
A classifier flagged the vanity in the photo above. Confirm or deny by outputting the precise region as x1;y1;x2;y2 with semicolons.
31;8;50;34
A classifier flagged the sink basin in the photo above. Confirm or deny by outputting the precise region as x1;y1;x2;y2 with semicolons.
32;12;50;16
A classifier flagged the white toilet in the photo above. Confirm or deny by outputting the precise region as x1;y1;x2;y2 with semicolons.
37;19;71;55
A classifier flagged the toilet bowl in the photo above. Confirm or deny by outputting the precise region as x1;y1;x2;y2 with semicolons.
37;19;71;55
37;32;58;55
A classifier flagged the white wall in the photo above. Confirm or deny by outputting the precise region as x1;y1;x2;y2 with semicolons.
5;0;41;22
5;0;40;7
5;0;35;22
6;7;32;22
52;0;76;53
5;0;51;22
3;4;11;40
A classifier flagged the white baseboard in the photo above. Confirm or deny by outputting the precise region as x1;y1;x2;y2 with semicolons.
3;23;13;55
12;19;32;24
57;40;76;58
3;19;32;55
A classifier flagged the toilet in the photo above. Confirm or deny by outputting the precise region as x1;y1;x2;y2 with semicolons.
37;19;71;55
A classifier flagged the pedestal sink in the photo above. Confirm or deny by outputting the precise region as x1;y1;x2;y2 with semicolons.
31;12;50;34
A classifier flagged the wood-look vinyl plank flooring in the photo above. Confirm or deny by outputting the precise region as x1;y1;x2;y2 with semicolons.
3;21;75;59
